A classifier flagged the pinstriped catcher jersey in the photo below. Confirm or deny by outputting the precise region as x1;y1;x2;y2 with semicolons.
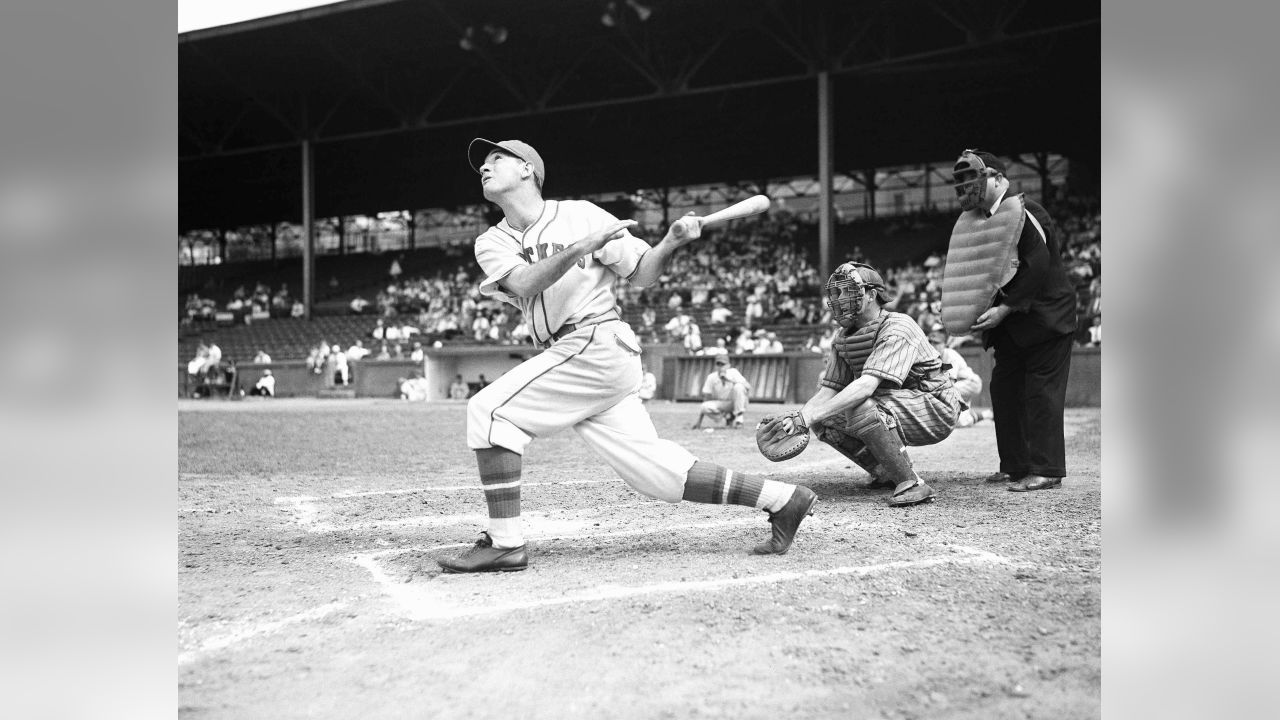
821;311;943;392
474;199;649;346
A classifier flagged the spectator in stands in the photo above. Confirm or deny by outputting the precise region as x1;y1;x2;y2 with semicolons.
692;354;751;429
755;331;784;354
389;256;403;282
375;343;391;360
641;307;658;339
734;327;756;354
666;290;683;310
290;300;305;319
392;343;405;359
476;374;489;391
385;323;403;343
510;320;531;345
664;311;693;343
472;311;491;342
744;293;764;328
370;319;387;341
252;349;271;364
773;294;799;323
449;374;470;400
272;284;292;312
700;338;730;357
249;369;275;397
928;323;983;428
818;325;837;353
682;323;703;355
410;342;425;362
709;301;733;326
349;296;370;314
915;300;942;335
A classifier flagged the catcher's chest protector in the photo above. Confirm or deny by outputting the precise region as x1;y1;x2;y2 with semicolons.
940;194;1026;337
835;313;887;377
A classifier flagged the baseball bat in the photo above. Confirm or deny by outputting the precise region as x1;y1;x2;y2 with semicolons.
701;194;771;227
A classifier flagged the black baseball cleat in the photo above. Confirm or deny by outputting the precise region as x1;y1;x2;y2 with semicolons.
437;532;528;573
752;486;818;555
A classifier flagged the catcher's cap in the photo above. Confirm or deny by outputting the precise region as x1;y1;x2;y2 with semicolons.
928;321;947;338
843;263;894;304
468;138;546;189
714;354;730;365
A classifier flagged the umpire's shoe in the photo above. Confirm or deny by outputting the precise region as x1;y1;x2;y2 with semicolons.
438;532;528;573
752;486;818;556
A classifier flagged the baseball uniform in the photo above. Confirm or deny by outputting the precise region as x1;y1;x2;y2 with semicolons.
468;199;696;502
437;138;817;572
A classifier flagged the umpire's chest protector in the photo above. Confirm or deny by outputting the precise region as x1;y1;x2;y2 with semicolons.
940;194;1025;336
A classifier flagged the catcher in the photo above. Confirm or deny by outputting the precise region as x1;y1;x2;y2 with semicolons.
757;262;962;506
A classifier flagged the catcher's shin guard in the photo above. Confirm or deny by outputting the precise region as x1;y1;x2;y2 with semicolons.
852;418;935;506
814;426;886;484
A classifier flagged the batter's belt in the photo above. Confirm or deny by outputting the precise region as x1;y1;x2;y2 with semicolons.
541;310;620;348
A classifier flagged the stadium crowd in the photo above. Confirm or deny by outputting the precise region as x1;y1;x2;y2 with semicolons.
180;199;1100;363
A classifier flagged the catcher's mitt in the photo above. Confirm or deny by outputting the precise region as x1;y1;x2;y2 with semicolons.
755;412;811;462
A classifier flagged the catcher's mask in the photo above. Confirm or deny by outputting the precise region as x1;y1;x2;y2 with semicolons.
825;262;887;328
952;149;1003;212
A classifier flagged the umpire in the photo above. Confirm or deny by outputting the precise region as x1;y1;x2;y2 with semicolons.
941;150;1077;492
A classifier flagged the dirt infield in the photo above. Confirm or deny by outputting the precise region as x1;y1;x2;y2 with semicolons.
178;399;1100;720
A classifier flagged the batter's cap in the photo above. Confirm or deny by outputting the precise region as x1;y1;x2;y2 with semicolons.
714;354;730;365
468;138;546;189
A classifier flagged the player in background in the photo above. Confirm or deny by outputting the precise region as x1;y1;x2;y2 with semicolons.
691;354;751;429
435;138;817;573
797;262;962;507
926;322;985;427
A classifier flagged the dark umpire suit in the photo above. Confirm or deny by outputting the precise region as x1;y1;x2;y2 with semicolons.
986;195;1078;484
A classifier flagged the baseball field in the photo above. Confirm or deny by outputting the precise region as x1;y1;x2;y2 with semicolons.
178;398;1100;720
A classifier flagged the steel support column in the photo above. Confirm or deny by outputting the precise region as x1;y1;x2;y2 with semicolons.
301;139;315;320
817;71;834;279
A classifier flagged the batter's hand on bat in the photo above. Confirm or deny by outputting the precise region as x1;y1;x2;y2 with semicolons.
665;212;704;248
583;219;638;254
970;304;1013;332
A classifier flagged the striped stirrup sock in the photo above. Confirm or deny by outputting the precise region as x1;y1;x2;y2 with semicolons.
682;460;794;513
476;447;524;548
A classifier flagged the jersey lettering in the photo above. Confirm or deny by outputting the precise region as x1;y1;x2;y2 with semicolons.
519;243;587;269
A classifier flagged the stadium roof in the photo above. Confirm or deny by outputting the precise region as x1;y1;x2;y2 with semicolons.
179;0;1099;232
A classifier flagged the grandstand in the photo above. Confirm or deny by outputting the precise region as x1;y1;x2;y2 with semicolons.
179;0;1098;396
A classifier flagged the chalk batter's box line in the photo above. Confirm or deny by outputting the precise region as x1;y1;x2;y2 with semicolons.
350;544;1014;623
181;543;1014;663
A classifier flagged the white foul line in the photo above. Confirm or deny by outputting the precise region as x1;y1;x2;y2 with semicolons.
178;601;347;666
353;545;1010;622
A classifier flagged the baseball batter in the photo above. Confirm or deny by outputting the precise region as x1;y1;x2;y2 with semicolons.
436;138;817;573
797;262;962;506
